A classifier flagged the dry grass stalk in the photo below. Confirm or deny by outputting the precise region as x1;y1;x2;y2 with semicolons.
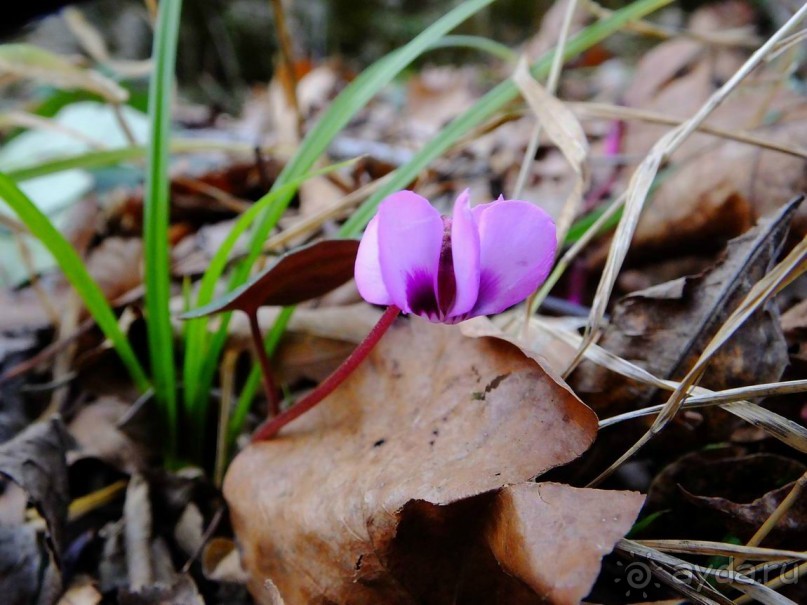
731;471;807;573
527;192;625;319
512;0;581;202
599;379;807;428
635;539;807;562
571;102;807;159
513;56;590;246
618;539;794;604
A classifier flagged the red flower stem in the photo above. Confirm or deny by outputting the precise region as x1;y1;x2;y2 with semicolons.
252;305;401;442
247;310;281;417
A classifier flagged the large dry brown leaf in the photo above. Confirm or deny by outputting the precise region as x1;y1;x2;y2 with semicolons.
225;319;598;604
487;482;645;605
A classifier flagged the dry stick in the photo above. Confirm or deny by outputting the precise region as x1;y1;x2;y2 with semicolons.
13;233;61;327
599;379;807;428
180;505;225;574
172;175;254;213
731;471;807;572
47;291;81;416
512;0;578;201
112;102;138;146
252;305;401;442
246;310;281;417
214;348;239;487
584;0;760;48
735;561;807;605
588;232;807;487
528;192;625;317
269;0;302;138
571;102;807;159
566;4;807;380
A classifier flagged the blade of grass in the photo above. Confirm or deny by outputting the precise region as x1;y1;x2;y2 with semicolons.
143;0;182;456
427;35;516;62
0;173;149;390
6;139;260;182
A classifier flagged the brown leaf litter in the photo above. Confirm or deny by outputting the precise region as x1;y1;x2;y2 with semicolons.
0;417;71;605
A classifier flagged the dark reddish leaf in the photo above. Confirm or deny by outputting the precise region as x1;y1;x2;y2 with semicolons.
180;239;359;318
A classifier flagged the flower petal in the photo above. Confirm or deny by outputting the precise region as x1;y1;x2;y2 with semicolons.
377;191;443;316
354;215;393;306
471;200;556;316
447;189;480;318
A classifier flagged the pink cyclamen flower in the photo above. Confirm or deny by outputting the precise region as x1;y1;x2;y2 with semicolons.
355;190;557;323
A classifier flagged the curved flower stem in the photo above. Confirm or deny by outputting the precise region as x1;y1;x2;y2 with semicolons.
247;310;281;417
252;305;401;442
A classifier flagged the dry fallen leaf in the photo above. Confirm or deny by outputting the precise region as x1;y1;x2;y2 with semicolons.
225;319;598;604
202;537;250;584
646;448;807;549
68;396;150;473
0;417;71;604
487;482;645;605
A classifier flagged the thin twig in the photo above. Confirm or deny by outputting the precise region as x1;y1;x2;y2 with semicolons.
512;0;578;200
215;348;239;487
732;471;807;570
599;379;807;428
571;102;807;159
270;0;302;138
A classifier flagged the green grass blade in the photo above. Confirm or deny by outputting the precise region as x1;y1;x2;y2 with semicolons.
340;0;674;236
0;173;150;390
143;0;182;453
428;35;516;62
6;139;257;182
565;202;623;244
